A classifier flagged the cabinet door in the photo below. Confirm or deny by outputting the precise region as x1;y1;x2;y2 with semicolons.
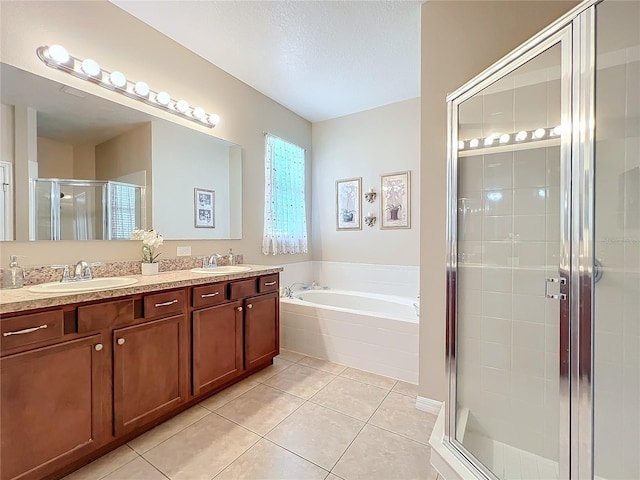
192;301;243;396
245;292;279;370
1;334;106;480
113;315;188;436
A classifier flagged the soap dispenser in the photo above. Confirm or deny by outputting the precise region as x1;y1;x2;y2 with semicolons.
228;248;235;265
2;255;24;289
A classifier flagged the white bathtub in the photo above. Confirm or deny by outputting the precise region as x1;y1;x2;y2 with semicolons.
280;289;419;383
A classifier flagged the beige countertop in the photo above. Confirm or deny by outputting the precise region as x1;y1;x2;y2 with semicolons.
0;265;283;315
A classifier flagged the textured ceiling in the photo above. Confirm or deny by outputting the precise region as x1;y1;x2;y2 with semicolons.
110;1;421;122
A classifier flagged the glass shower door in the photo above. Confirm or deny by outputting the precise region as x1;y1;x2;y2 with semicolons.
450;29;571;479
593;1;640;479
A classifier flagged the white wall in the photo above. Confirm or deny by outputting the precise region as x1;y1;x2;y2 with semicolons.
0;0;311;265
311;98;420;266
152;120;234;239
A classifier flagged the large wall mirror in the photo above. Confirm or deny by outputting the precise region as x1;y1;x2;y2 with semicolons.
0;63;242;242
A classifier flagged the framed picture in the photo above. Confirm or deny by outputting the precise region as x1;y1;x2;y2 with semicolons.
336;177;362;230
194;188;215;228
380;171;411;229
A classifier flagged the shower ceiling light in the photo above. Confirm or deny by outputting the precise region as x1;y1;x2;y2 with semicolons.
460;126;561;152
36;44;220;128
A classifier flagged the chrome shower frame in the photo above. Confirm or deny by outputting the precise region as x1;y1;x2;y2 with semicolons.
444;1;599;478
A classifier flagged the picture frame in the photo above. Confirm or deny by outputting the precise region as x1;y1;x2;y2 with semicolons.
194;188;215;228
336;177;362;230
380;171;411;229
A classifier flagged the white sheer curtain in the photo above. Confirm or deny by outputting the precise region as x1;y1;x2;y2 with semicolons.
262;134;308;255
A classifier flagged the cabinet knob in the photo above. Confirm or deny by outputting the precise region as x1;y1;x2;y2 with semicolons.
117;338;125;345
237;306;243;312
247;304;253;309
94;343;103;351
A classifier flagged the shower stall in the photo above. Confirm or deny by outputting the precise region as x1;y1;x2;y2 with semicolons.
444;1;638;479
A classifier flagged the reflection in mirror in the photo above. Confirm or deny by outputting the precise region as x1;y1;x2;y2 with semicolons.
0;63;242;241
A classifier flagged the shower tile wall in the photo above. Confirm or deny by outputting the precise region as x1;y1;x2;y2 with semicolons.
458;146;560;460
456;46;562;465
594;3;640;477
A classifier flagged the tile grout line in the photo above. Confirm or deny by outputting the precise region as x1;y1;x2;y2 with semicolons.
327;388;394;476
139;455;171;480
94;445;141;480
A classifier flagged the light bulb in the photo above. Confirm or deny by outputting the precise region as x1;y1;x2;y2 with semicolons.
81;59;101;78
533;128;546;139
553;125;562;136
208;114;220;126
109;71;127;89
134;81;150;97
48;44;71;65
516;130;528;141
193;107;206;120
176;100;189;113
484;136;495;147
499;133;510;144
155;91;171;106
458;140;465;150
469;138;479;148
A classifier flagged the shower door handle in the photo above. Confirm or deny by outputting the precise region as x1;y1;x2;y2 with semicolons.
545;277;566;300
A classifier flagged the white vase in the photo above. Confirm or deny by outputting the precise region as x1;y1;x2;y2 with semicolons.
141;262;159;276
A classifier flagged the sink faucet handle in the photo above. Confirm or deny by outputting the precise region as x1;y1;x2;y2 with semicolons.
51;264;71;282
85;262;101;280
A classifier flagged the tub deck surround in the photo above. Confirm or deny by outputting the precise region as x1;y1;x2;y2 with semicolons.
0;264;280;314
280;289;419;383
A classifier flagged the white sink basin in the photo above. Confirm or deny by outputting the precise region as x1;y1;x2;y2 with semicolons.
29;277;138;294
190;266;252;275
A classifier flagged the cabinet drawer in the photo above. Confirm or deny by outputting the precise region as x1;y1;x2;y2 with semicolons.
229;279;257;300
1;310;64;351
144;290;186;318
193;283;228;309
258;274;279;293
78;300;134;333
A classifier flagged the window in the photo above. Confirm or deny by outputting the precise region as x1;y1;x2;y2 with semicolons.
262;134;308;255
110;182;137;240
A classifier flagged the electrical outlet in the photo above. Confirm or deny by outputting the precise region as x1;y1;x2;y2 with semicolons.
176;246;191;256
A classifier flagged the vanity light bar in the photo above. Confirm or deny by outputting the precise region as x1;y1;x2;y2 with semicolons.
36;44;220;128
458;125;563;151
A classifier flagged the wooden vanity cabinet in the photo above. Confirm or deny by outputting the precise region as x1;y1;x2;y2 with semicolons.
192;300;243;396
113;290;188;436
1;333;108;480
245;291;279;370
0;272;279;480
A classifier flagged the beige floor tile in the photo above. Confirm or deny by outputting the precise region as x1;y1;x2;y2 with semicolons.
392;380;419;398
216;384;305;435
102;457;167;480
128;404;210;454
200;377;260;411
339;367;397;390
310;376;388;421
143;413;258;480
368;392;437;445
326;474;345;480
266;402;364;470
298;356;347;374
63;445;138;480
332;425;437;480
247;358;293;383
264;363;336;399
215;438;328;480
277;349;306;362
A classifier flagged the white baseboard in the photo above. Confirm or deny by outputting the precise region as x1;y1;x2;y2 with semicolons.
416;396;443;415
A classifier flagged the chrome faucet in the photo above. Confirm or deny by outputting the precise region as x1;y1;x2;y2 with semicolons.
281;282;310;298
52;260;100;282
202;254;223;269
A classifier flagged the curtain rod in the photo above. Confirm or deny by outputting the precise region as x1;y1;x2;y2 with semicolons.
263;131;307;152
